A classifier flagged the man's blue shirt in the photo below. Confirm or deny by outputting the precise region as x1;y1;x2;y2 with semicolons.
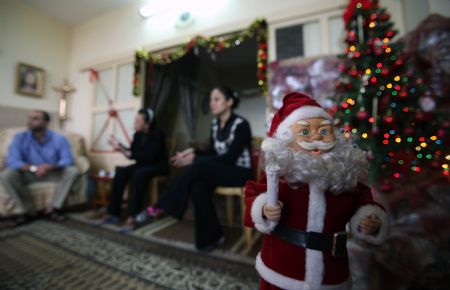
6;130;74;169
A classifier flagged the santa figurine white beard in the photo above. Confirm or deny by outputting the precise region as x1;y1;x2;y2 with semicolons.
263;130;369;195
244;92;389;290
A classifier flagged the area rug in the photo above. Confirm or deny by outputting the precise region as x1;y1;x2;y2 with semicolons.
0;221;259;290
69;209;262;261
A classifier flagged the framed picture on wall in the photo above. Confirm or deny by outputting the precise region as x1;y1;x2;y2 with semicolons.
16;63;45;97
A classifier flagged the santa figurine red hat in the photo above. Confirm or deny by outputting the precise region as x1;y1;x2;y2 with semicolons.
244;92;389;290
268;92;333;137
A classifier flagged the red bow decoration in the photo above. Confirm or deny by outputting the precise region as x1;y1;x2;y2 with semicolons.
343;0;379;25
89;69;99;83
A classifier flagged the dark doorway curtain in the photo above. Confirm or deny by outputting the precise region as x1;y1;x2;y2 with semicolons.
178;51;200;142
143;61;176;115
143;52;200;141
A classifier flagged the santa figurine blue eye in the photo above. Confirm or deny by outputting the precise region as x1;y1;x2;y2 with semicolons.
319;128;328;136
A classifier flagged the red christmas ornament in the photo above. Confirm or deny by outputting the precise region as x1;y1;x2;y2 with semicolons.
404;127;414;136
383;115;395;124
414;111;425;122
357;110;369;120
431;160;441;168
347;33;357;42
349;69;359;77
386;30;395;37
380;182;393;192
380;13;390;21
259;42;268;50
330;105;339;115
373;47;383;55
414;111;432;122
399;91;408;98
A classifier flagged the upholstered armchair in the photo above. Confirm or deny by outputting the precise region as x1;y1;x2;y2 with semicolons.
0;128;89;217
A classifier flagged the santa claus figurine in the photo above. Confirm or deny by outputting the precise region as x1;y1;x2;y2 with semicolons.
244;92;389;290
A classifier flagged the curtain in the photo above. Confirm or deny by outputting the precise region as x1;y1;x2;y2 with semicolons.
142;52;200;142
143;61;176;115
178;52;200;142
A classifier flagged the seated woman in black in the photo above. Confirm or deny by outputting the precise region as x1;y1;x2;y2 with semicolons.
136;87;253;251
95;108;168;231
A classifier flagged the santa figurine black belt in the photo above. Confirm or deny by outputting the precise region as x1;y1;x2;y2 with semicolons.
273;224;347;257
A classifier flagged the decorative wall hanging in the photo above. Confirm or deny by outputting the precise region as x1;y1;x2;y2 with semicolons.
16;62;45;97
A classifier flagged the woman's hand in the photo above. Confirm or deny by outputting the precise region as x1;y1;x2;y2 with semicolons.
171;148;195;168
109;135;130;157
358;214;381;235
263;201;283;222
108;135;121;151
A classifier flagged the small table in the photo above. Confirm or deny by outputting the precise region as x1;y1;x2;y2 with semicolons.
91;175;113;209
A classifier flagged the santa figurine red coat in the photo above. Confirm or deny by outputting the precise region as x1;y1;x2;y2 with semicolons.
244;92;389;290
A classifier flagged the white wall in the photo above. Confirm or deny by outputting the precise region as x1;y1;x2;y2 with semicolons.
0;0;71;113
235;96;267;137
66;0;348;144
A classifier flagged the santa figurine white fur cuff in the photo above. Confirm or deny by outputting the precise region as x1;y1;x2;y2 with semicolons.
243;92;389;290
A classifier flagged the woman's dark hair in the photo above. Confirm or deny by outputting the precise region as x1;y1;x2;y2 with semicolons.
138;108;155;125
213;86;240;109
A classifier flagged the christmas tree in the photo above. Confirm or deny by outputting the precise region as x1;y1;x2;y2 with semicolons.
334;0;449;190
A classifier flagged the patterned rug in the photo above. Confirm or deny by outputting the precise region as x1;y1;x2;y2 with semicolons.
0;221;259;290
69;209;262;262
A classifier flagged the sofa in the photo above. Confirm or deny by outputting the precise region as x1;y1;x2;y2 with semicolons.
0;128;90;217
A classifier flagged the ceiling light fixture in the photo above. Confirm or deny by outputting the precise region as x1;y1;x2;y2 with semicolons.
139;2;171;18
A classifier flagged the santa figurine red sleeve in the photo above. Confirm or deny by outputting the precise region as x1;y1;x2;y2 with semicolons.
243;92;389;290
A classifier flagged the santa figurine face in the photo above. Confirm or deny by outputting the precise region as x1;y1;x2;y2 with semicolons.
288;117;336;155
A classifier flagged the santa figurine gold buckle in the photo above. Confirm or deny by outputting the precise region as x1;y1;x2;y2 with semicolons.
332;231;347;257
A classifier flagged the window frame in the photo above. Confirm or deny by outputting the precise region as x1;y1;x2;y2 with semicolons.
268;9;344;62
89;58;142;154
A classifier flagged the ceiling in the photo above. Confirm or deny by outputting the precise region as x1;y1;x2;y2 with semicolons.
21;0;144;26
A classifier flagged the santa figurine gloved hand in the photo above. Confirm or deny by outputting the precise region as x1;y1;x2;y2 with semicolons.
244;92;389;290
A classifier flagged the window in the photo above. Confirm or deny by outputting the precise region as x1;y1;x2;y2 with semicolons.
275;24;304;60
90;61;142;152
269;10;345;61
275;21;322;60
328;16;345;55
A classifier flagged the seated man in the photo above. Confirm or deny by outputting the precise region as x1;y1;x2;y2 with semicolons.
1;110;79;221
